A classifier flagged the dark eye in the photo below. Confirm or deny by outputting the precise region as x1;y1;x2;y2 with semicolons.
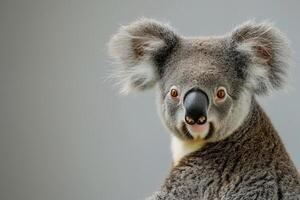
215;87;227;100
170;86;179;98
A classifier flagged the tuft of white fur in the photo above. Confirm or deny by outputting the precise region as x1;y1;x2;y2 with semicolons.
119;61;157;94
232;20;291;95
108;29;165;65
108;18;177;94
171;135;206;166
108;28;161;94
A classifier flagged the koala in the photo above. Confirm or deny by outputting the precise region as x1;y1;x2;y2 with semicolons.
109;19;300;199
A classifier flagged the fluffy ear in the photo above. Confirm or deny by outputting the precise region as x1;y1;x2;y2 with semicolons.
108;19;178;94
231;21;291;95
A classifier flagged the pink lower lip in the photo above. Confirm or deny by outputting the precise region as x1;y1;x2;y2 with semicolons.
188;123;208;133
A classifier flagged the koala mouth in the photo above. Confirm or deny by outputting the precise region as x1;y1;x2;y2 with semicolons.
181;122;214;140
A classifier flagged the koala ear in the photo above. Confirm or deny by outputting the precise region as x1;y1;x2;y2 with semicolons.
231;21;291;95
108;19;178;94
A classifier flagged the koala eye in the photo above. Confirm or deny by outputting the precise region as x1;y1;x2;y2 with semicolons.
170;86;179;99
215;87;227;101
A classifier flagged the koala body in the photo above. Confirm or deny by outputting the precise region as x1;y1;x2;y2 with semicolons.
109;19;300;199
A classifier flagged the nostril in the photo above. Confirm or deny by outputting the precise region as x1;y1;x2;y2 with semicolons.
185;116;196;125
197;116;207;125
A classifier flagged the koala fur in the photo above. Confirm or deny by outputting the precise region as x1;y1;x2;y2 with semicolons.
109;19;300;199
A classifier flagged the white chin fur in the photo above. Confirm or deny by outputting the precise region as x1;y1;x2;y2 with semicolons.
171;135;206;166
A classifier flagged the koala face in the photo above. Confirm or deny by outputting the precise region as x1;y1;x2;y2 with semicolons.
109;19;289;142
159;39;251;142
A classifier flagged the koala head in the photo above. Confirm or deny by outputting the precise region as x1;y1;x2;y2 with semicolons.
109;19;290;142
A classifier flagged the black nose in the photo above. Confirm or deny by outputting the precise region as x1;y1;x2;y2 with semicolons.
183;89;209;125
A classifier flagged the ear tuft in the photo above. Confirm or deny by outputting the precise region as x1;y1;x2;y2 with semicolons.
231;20;291;95
108;18;178;94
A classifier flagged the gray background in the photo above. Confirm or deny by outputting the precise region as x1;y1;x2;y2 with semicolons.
0;0;299;200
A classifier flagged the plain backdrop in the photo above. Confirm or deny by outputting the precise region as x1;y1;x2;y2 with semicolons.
1;1;300;200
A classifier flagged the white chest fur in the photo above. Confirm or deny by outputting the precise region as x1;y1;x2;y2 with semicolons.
171;136;206;166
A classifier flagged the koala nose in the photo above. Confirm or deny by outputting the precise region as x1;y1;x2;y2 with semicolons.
183;89;209;125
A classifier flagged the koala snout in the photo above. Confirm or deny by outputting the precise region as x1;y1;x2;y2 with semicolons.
183;89;209;125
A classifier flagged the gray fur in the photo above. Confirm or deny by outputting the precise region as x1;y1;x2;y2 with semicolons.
231;21;290;95
147;102;300;199
109;19;300;199
108;18;178;94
